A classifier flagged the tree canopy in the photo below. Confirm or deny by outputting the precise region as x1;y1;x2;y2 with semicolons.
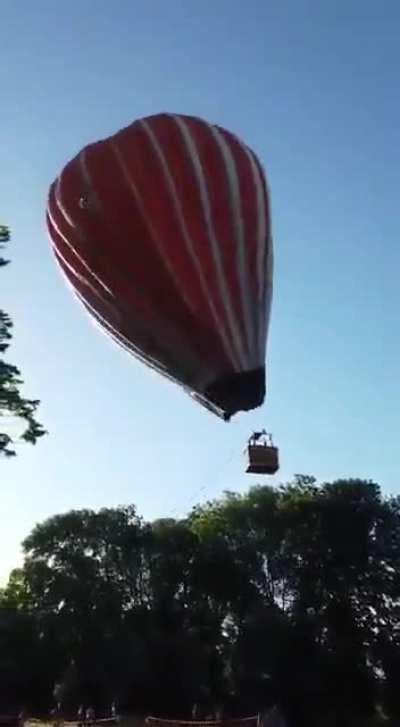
0;225;45;456
1;477;400;725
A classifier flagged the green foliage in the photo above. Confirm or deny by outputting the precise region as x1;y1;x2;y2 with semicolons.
0;225;45;456
0;224;11;266
2;478;400;724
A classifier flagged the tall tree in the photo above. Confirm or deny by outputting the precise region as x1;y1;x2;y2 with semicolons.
0;225;45;456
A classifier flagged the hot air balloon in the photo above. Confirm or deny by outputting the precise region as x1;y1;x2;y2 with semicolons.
47;113;273;420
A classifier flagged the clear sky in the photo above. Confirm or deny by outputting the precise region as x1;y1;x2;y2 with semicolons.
1;0;399;583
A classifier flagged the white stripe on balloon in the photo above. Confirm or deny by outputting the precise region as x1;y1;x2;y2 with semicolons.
109;138;215;385
47;202;114;297
240;146;271;365
207;124;255;369
172;114;248;372
140;117;241;373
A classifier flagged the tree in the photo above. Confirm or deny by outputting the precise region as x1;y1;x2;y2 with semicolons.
0;569;49;713
0;224;45;456
189;479;400;724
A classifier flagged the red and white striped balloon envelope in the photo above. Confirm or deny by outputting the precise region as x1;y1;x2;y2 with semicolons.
46;113;273;420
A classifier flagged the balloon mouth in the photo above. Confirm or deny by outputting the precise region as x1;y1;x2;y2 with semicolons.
204;367;266;421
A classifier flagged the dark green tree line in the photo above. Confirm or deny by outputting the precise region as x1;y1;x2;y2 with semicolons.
1;478;400;725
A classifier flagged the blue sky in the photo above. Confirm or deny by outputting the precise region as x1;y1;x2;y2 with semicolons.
1;0;399;582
